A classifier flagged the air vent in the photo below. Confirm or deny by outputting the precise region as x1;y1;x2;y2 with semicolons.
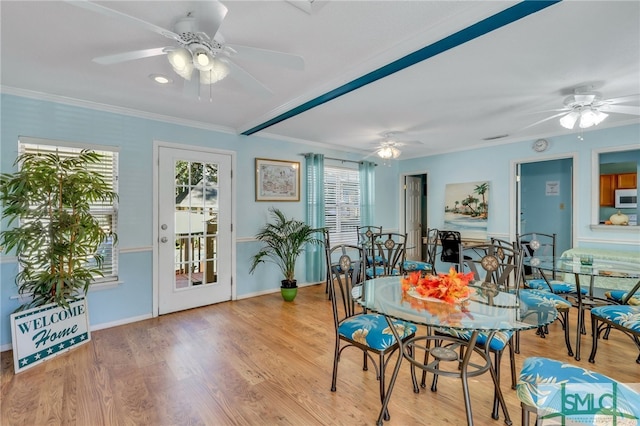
483;134;509;141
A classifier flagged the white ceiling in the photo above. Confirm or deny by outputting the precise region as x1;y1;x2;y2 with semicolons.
1;1;639;159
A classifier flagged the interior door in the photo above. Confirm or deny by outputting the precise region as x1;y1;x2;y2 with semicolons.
517;158;573;255
405;175;422;261
158;146;232;314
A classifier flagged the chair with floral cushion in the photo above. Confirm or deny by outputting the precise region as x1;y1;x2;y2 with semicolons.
589;304;640;364
431;242;521;419
492;238;573;357
604;289;640;305
423;227;439;274
327;243;418;420
357;225;383;268
366;232;407;278
517;357;640;425
517;233;587;297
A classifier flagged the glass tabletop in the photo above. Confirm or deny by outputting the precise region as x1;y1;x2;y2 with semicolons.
356;276;557;333
525;256;640;279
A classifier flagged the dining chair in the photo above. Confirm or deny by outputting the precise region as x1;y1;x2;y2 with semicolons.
517;357;640;425
321;227;332;298
589;304;640;364
431;242;521;419
437;230;467;272
357;225;383;268
491;238;573;357
327;243;417;420
423;228;439;274
402;229;434;275
366;232;407;278
517;233;585;296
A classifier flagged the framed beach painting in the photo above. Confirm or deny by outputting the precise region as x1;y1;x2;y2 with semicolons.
255;158;300;201
443;181;489;240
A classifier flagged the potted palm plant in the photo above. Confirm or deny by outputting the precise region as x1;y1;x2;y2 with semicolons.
0;149;117;372
249;208;321;301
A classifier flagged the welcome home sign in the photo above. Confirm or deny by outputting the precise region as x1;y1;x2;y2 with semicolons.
10;297;90;373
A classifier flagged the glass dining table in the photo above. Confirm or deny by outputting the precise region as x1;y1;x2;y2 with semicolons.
524;255;640;361
355;276;558;426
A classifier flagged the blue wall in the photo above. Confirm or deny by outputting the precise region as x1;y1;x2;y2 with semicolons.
1;92;638;348
399;124;640;248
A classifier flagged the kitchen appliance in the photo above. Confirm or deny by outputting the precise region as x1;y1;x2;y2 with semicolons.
614;188;637;208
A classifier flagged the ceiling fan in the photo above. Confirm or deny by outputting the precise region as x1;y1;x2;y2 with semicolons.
66;0;304;97
366;132;424;161
525;86;640;131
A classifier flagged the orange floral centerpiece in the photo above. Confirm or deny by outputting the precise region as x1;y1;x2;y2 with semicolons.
401;267;474;304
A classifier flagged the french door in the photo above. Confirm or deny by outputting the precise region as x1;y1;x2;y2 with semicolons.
157;146;232;314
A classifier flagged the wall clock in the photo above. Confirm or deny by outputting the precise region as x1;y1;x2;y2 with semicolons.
532;139;549;152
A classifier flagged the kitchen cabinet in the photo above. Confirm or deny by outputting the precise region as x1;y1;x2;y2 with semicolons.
600;172;637;206
600;174;617;206
617;173;637;189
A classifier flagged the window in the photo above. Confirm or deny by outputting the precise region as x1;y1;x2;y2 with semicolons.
324;165;360;245
19;138;119;283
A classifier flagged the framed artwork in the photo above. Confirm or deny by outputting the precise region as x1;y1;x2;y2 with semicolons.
255;158;300;202
443;181;489;240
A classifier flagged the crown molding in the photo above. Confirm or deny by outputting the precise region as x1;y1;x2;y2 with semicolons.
0;86;236;135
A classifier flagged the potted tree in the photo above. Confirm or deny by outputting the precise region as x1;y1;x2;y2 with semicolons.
0;149;117;372
249;208;321;301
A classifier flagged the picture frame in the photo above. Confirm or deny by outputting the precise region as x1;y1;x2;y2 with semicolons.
255;158;300;202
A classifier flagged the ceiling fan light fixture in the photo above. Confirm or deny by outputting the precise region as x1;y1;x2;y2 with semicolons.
167;48;191;71
559;110;580;129
199;59;229;84
193;48;214;71
377;146;401;159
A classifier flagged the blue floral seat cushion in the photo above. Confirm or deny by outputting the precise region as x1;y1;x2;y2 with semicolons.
365;266;400;278
436;329;513;352
338;314;416;351
519;289;572;310
604;290;640;306
366;255;385;265
517;357;640;421
591;305;640;333
403;260;432;272
526;279;588;295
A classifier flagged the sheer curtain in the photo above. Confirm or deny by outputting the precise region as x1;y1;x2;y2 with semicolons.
359;161;376;226
305;153;325;283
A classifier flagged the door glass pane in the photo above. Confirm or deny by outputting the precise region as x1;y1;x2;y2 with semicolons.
174;160;219;289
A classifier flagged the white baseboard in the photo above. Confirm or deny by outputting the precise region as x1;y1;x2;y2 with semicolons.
89;314;153;331
1;313;154;353
235;281;323;300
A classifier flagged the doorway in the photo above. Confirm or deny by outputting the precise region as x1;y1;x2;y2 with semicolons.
403;173;428;261
154;144;234;315
515;157;574;255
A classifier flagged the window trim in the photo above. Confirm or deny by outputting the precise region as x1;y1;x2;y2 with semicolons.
17;136;120;284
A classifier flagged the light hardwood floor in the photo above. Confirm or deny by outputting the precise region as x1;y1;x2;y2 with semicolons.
2;284;638;425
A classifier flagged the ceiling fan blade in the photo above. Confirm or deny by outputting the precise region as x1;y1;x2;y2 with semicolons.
225;44;304;70
603;94;640;104
603;104;640;116
521;112;568;130
193;1;228;39
65;0;179;41
222;59;273;98
93;47;169;65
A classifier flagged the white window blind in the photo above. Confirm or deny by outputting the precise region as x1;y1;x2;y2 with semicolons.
19;140;119;283
324;165;360;245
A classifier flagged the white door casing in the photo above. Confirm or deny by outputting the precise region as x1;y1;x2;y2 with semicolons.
156;145;233;315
